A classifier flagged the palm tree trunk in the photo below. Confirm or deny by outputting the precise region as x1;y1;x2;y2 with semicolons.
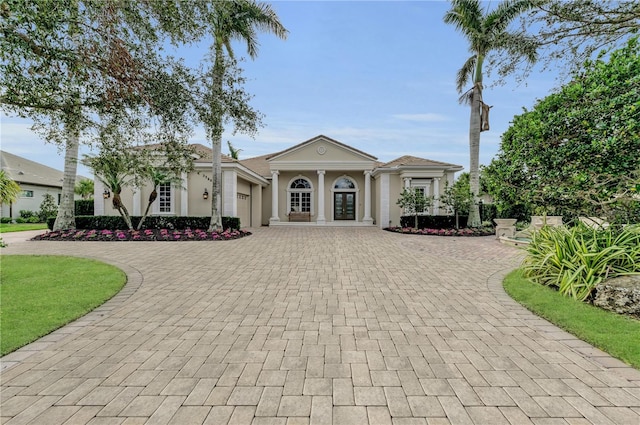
208;44;225;232
136;188;157;230
467;82;482;228
113;192;133;230
53;126;79;230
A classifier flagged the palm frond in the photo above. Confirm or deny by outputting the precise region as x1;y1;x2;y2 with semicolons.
456;55;477;93
444;0;484;38
485;0;537;36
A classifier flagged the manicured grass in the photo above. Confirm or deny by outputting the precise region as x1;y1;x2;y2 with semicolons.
504;269;640;369
0;222;48;233
0;255;126;355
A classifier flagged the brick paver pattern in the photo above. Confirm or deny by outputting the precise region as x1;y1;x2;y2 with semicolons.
1;227;639;424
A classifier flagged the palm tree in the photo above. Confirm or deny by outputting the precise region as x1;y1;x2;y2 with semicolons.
0;170;21;209
74;178;94;199
227;140;242;160
85;152;137;230
136;167;179;230
444;0;537;227
203;0;287;231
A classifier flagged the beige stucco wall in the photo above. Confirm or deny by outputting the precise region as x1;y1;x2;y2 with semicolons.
1;184;61;219
388;174;403;227
100;185;135;217
189;171;213;217
262;184;271;226
273;140;370;163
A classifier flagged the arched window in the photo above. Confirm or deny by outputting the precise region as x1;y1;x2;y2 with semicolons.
334;177;356;189
289;177;312;212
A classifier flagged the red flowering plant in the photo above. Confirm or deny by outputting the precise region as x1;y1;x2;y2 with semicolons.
32;228;251;242
385;226;493;237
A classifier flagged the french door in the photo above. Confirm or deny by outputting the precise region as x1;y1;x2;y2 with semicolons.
334;192;355;220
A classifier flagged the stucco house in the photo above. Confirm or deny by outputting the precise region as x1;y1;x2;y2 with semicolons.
94;135;463;228
1;151;88;220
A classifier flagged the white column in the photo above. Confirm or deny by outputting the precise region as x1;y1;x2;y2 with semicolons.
132;187;141;216
270;170;280;223
94;178;105;216
181;172;188;216
433;177;440;215
379;174;390;228
223;169;237;216
317;170;326;224
363;170;373;224
403;177;411;189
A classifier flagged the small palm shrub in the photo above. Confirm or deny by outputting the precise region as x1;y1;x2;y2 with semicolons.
523;223;640;301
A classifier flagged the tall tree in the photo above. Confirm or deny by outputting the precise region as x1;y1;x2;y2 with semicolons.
1;1;200;230
494;0;640;82
199;0;287;231
484;37;640;224
444;0;537;227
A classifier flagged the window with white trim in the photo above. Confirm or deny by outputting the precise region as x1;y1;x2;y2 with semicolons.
410;180;431;214
21;190;34;198
158;183;173;213
289;178;312;213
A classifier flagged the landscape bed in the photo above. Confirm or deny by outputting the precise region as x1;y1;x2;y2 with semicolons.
32;228;251;242
385;226;494;236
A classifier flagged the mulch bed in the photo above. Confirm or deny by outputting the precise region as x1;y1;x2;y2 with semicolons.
384;226;494;237
32;228;251;242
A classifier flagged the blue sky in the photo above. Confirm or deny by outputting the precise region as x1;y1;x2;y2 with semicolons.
1;1;561;177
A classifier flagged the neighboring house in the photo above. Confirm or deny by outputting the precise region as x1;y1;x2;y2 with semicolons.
94;135;463;228
0;151;88;219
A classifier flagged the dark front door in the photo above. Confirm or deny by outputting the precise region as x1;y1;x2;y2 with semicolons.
334;192;355;220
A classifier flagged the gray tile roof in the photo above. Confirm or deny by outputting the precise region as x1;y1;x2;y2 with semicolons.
1;151;90;188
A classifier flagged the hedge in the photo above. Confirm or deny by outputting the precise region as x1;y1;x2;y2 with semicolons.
47;216;241;231
400;215;468;229
75;199;94;216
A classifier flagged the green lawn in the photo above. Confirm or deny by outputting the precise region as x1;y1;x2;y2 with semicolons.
0;255;126;355
0;222;48;233
504;269;640;369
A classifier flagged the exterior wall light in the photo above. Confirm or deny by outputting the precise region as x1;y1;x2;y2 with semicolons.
103;189;111;199
203;189;209;200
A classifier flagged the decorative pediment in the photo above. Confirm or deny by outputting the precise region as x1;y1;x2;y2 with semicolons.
267;135;377;171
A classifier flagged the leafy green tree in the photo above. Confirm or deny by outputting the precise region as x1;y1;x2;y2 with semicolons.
74;178;94;199
484;37;640;224
444;0;538;227
397;188;432;228
439;175;474;228
38;193;58;222
198;0;287;231
0;170;21;207
495;0;640;82
1;1;204;230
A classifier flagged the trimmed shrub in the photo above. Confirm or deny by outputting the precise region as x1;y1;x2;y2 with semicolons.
1;217;12;223
48;216;241;231
15;218;26;223
400;215;468;229
75;199;94;216
19;210;36;219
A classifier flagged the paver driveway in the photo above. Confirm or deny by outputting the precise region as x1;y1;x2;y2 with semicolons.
1;227;639;425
